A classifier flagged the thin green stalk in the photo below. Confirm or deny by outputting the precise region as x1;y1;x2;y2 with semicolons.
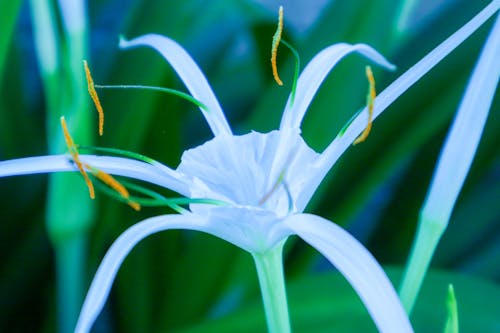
30;1;93;332
252;241;291;333
399;214;444;313
55;237;87;333
94;84;209;111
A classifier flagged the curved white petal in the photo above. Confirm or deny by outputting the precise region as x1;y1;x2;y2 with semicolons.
119;34;232;136
279;43;395;130
0;155;192;196
422;11;500;224
74;213;219;333
284;214;413;333
301;0;500;206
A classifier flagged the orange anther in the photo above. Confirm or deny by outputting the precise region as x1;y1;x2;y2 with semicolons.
93;169;141;211
60;116;95;198
271;6;284;86
84;60;104;136
354;66;376;145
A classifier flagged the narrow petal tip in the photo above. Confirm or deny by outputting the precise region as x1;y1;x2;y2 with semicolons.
118;35;128;48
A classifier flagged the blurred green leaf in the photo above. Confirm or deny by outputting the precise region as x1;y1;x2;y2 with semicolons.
175;268;500;333
0;0;22;79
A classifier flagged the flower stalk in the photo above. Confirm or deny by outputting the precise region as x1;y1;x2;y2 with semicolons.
30;0;93;332
252;241;291;333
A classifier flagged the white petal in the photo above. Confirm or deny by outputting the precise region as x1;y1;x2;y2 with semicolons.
279;43;395;130
304;0;500;206
74;214;217;333
119;34;232;136
0;155;192;196
284;214;413;333
177;129;319;213
422;12;500;224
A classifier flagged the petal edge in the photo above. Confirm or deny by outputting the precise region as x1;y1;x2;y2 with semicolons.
119;34;232;136
279;43;394;130
285;214;413;333
74;214;213;333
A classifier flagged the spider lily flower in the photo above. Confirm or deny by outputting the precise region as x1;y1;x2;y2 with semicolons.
1;2;500;333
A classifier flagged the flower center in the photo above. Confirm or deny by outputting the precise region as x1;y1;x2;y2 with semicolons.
177;129;319;216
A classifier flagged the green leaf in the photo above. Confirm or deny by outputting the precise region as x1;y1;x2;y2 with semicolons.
174;268;500;333
0;0;22;79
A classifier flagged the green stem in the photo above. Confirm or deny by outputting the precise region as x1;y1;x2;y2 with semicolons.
252;241;291;333
399;214;444;313
31;1;93;332
55;236;87;333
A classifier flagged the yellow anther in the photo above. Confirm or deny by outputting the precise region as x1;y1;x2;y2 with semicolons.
271;6;284;86
93;169;141;211
61;116;95;199
353;66;376;145
61;116;140;210
84;60;104;136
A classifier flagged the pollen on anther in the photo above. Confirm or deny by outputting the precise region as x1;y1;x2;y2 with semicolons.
271;6;284;86
94;169;141;211
60;116;95;199
84;60;104;136
354;66;376;145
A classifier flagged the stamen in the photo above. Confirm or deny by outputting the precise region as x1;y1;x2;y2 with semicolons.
60;116;95;199
83;60;104;136
281;39;300;105
61;116;140;210
92;169;141;211
79;145;157;165
271;6;284;86
94;177;227;213
353;66;376;145
93;84;209;112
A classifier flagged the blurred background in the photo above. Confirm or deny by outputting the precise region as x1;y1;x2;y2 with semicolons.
0;0;498;332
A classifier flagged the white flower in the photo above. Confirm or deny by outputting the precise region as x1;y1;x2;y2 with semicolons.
1;2;499;332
